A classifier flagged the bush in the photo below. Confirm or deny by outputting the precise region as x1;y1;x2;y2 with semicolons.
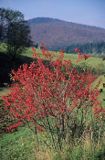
2;48;105;151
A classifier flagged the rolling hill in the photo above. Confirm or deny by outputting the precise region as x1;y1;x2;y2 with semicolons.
28;17;105;50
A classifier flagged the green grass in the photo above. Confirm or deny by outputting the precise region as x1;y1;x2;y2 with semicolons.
0;87;10;97
0;127;36;160
92;75;105;106
1;126;105;160
0;43;7;53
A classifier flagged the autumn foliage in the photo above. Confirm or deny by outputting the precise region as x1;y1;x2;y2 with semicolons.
2;48;105;148
74;48;91;62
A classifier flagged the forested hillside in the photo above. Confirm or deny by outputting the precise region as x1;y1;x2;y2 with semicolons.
28;17;105;53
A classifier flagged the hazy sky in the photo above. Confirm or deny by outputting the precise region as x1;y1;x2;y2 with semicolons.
0;0;105;28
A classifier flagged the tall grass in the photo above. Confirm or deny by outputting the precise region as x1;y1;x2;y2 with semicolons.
1;126;105;160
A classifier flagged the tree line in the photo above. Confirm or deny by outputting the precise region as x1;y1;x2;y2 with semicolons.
65;41;105;54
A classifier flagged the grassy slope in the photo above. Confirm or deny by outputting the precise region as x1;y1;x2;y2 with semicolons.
24;48;105;71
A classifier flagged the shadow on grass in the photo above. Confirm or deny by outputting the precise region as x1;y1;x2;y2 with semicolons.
0;51;34;86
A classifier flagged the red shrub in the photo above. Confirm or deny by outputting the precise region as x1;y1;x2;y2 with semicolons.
2;49;101;134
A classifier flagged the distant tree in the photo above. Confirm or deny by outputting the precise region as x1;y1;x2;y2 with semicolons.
34;42;39;49
0;8;32;60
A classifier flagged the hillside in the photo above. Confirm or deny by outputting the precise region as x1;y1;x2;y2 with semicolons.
28;17;105;50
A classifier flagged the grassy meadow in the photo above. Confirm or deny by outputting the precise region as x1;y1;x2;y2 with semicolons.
0;47;105;160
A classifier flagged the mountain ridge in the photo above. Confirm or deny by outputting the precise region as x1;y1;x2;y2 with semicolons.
28;17;105;30
28;17;105;50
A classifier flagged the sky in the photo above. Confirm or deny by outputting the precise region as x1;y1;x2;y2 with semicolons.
0;0;105;28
